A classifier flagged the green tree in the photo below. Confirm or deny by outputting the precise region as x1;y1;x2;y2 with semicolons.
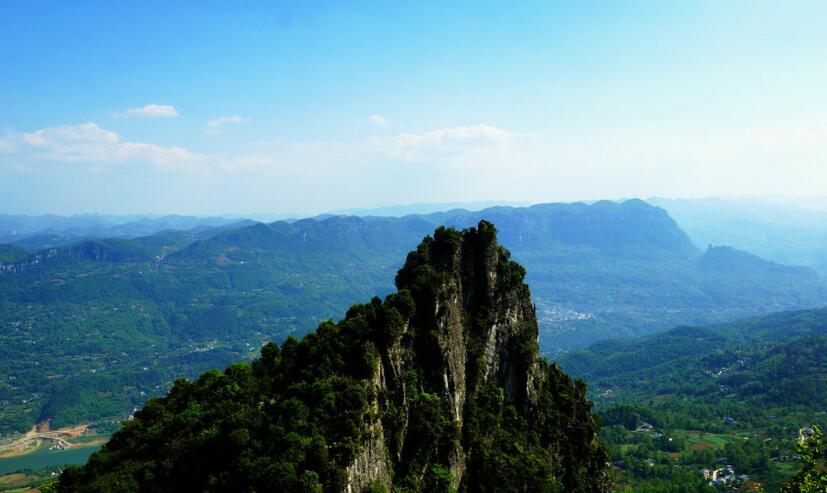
782;426;827;493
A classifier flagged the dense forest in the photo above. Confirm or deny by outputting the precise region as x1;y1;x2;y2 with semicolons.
1;201;825;434
55;222;609;493
559;309;827;490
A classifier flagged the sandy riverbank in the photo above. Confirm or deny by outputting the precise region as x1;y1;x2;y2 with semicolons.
0;424;96;459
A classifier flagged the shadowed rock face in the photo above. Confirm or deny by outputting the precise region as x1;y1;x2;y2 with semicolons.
57;221;609;493
349;221;608;492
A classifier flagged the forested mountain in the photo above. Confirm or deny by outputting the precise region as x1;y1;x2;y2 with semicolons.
649;197;827;274
558;308;827;491
560;307;827;403
0;244;27;262
0;200;825;434
56;222;609;493
0;213;252;251
143;199;827;351
330;200;528;217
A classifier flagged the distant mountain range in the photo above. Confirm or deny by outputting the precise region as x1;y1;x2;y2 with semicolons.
0;200;825;433
0;203;527;249
649;197;827;274
0;213;254;251
329;200;530;217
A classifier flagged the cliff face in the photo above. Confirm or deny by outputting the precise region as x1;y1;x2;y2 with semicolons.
345;222;607;492
382;224;533;487
58;221;608;493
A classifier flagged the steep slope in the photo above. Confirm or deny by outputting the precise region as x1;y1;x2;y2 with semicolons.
648;197;827;273
57;222;608;493
438;199;697;257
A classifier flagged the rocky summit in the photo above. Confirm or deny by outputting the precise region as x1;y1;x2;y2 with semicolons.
57;221;608;493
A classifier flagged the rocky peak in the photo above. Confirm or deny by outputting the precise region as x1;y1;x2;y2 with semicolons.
395;221;537;405
57;221;609;493
347;221;607;492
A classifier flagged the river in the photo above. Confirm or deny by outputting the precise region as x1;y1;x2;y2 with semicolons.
0;443;101;475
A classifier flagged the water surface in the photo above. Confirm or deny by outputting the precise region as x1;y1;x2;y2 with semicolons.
0;443;101;475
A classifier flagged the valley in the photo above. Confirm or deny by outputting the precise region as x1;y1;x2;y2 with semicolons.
6;3;826;490
558;308;827;491
2;202;827;491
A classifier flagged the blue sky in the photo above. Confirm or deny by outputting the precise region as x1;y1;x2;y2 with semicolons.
2;1;826;215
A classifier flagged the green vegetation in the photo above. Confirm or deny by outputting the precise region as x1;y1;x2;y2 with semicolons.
0;219;412;433
782;426;827;493
55;223;608;492
0;468;60;492
0;201;824;435
0;244;27;262
559;308;827;490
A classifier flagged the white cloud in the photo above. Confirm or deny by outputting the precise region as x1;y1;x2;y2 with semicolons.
205;115;250;135
393;124;512;148
124;104;179;118
369;114;389;127
366;124;516;166
0;123;201;171
1;121;514;176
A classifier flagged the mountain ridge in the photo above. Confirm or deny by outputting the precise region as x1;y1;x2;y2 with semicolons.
56;221;609;493
0;201;824;434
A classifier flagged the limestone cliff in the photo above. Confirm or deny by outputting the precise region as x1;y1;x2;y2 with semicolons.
58;221;609;493
344;221;609;492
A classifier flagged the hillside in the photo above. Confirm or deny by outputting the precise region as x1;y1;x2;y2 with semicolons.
559;308;827;399
649;197;827;274
558;308;827;491
0;200;825;434
0;214;249;251
167;200;827;351
56;222;609;493
0;244;26;263
425;201;826;351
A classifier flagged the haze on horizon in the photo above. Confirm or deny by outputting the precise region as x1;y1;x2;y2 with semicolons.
2;1;826;216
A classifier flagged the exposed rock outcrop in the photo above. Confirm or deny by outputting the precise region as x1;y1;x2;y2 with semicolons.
345;221;609;492
57;221;609;493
